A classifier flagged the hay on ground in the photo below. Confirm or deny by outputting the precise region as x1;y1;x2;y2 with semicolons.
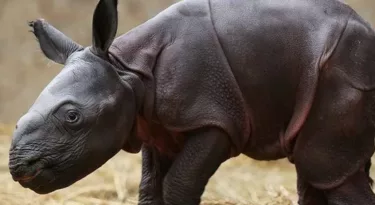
4;123;368;205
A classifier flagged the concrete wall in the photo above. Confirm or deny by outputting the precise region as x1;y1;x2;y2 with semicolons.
0;0;374;123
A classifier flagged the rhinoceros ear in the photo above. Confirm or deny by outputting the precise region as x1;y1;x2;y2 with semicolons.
28;19;83;65
91;0;118;56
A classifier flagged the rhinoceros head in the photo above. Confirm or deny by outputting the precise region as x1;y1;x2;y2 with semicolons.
9;0;139;194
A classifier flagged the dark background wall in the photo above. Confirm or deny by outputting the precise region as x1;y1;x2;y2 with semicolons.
0;0;374;123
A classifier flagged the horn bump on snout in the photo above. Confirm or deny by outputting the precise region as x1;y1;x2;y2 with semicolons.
10;112;45;151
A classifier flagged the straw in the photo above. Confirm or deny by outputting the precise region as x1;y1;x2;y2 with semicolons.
0;123;303;204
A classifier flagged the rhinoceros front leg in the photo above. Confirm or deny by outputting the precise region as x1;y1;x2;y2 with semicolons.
138;145;172;205
162;127;231;205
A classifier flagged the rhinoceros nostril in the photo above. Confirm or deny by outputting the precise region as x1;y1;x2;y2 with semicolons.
9;163;28;177
8;155;41;172
26;158;40;167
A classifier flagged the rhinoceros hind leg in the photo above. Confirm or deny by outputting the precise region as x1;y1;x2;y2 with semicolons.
324;170;375;205
297;174;328;205
365;160;373;187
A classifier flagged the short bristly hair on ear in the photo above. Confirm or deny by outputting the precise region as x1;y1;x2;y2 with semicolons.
28;19;83;65
91;0;118;57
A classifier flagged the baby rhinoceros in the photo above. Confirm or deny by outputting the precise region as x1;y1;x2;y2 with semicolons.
8;0;375;204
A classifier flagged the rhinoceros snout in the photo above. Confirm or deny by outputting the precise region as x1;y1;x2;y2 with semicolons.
9;111;47;183
8;152;43;183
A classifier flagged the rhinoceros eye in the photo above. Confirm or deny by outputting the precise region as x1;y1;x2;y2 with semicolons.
65;110;80;123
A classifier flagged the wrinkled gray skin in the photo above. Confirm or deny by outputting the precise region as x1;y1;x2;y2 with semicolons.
8;0;375;204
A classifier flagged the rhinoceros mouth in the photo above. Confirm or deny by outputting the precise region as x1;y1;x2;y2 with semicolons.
13;168;43;183
17;168;56;193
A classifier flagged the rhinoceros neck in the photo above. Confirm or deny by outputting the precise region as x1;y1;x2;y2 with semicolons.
108;18;172;122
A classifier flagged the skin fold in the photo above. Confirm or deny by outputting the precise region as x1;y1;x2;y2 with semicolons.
8;0;375;204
